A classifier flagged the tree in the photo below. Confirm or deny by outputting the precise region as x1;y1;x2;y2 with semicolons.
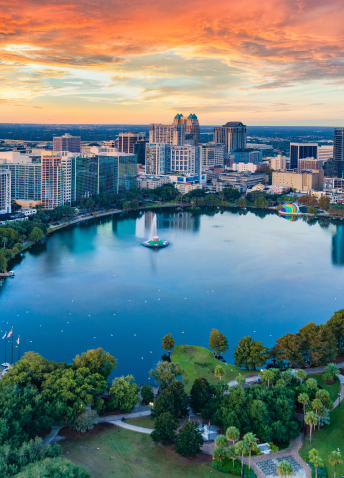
110;375;140;413
215;435;228;448
73;348;117;380
312;399;323;428
189;378;213;413
243;432;258;470
212;447;226;467
227;445;237;466
2;236;8;249
281;371;292;382
151;412;178;445
237;197;247;207
306;378;318;390
275;333;304;367
260;369;274;388
14;457;90;477
122;201;130;209
328;451;343;478
317;195;331;211
305;411;318;443
226;426;240;446
277;460;293;478
0;251;7;272
309;449;324;478
174;421;204;457
150;361;182;391
215;365;226;380
296;369;307;384
29;227;44;243
234;336;269;370
151;381;189;419
162;333;175;357
131;199;139;209
308;206;318;215
236;374;246;386
316;389;330;405
141;385;154;405
209;328;229;358
298;194;317;206
254;196;269;208
72;410;99;433
326;310;344;353
324;363;340;381
235;440;248;476
298;393;310;417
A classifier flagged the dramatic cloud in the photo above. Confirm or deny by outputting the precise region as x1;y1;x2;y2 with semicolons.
0;0;344;123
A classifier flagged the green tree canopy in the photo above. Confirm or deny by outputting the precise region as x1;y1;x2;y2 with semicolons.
14;457;90;478
73;348;117;380
326;309;344;352
151;381;189;419
234;336;269;370
214;365;226;380
0;252;7;272
29;227;44;243
151;412;178;445
189;378;214;413
277;460;293;478
209;328;229;358
174;421;204;457
150;361;182;391
110;375;140;413
162;333;175;356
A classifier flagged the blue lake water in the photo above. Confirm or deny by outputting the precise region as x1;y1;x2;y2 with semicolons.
1;208;344;384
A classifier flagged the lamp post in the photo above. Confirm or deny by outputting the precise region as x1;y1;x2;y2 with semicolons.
338;392;342;409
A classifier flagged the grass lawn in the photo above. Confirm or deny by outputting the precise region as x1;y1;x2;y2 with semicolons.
300;403;344;477
125;416;154;428
307;373;340;402
61;423;230;478
172;345;253;393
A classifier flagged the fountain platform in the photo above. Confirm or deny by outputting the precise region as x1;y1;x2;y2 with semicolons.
143;236;169;248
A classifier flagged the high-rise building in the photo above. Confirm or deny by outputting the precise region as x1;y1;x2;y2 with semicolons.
201;143;225;168
318;145;333;162
149;123;185;146
170;145;201;178
75;152;137;199
213;122;247;153
145;144;171;175
271;154;287;171
0;153;41;208
0;169;11;214
334;128;344;178
53;133;81;153
115;132;146;154
41;156;65;209
289;143;318;169
173;114;200;145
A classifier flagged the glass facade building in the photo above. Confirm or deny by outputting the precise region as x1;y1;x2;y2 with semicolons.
0;163;41;202
334;128;344;178
290;143;318;169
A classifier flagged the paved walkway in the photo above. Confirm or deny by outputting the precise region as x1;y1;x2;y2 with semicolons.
98;410;151;423
110;420;153;434
42;426;62;446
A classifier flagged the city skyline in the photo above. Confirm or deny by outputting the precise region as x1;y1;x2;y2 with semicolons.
1;0;344;125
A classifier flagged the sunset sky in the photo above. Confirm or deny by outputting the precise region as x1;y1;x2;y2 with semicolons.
1;0;344;125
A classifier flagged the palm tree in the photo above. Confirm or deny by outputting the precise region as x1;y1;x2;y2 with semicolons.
305;411;318;443
243;432;258;470
213;447;226;467
235;440;248;476
325;363;340;381
2;237;8;250
236;374;246;387
316;389;330;404
261;369;274;389
227;445;238;467
215;435;228;449
277;460;293;478
226;426;240;446
312;399;323;428
328;451;343;478
306;378;318;391
296;369;307;384
309;449;324;478
281;371;292;382
298;392;310;417
214;365;226;380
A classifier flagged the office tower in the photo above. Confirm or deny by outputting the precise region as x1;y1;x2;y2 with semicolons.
289;143;318;169
59;152;74;205
115;132;146;154
271;155;287;171
173;114;200;145
213;122;247;154
145;144;171;175
149;123;185;145
318;145;333;162
170;145;201;178
75;152;137;199
0;153;41;208
41;156;65;209
334;128;344;178
201;143;225;168
53;133;81;153
0;169;11;214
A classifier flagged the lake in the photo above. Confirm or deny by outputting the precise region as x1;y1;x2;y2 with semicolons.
1;208;344;384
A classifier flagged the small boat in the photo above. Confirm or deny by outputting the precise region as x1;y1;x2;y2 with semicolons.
9;271;15;277
143;236;169;249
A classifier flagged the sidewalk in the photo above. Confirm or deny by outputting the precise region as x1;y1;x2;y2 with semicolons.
98;410;151;423
110;420;153;434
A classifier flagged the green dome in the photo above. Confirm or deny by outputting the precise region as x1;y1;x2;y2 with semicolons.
188;113;198;120
174;114;184;119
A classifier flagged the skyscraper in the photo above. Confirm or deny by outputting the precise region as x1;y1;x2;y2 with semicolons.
115;132;146;153
173;114;200;145
149;123;185;145
170;145;201;178
0;169;11;214
289;143;318;169
334;128;344;178
213;122;247;154
145;144;171;175
200;143;225;168
53;133;81;153
41;156;65;209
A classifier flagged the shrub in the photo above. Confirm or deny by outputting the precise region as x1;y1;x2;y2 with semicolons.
212;458;257;477
322;371;335;384
72;410;99;433
269;442;279;453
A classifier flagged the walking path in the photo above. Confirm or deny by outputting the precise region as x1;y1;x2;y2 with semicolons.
98;410;151;423
110;420;153;434
42;426;62;447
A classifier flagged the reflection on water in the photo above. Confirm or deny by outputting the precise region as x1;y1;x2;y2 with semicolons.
282;215;299;222
332;225;344;266
158;211;200;231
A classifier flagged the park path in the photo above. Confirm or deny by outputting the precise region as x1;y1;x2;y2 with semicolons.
42;426;62;446
98;410;151;423
110;420;153;434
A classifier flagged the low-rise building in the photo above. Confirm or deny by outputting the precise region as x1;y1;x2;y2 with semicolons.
298;158;323;170
232;163;258;173
270;155;287;171
272;169;324;192
213;172;268;193
175;183;202;194
137;175;170;189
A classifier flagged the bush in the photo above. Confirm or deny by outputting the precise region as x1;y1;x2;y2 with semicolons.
322;371;335;384
72;410;99;433
141;385;154;405
269;442;279;453
307;461;328;478
213;458;257;477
